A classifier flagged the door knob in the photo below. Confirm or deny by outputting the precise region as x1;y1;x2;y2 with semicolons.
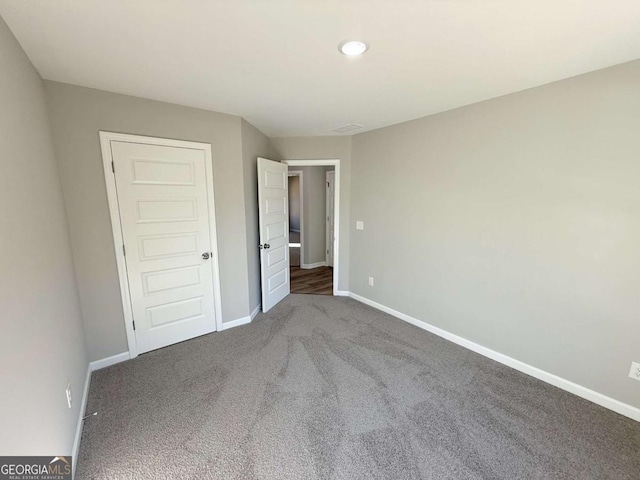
202;252;210;260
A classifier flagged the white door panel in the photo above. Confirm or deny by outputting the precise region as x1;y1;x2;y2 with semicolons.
258;157;290;312
111;141;218;354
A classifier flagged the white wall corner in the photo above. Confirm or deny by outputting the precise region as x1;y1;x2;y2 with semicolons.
347;292;640;423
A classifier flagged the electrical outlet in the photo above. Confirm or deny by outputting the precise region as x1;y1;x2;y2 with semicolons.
629;362;640;382
65;383;72;408
356;221;364;230
368;276;374;287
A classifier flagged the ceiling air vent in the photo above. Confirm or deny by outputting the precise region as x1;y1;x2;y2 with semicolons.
333;124;364;134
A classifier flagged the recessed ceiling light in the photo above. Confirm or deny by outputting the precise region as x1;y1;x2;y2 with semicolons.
339;40;368;56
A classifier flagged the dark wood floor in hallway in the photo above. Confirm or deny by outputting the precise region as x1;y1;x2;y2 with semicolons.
290;266;333;295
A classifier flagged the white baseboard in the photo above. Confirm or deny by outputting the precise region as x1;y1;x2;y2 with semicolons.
290;229;300;233
90;351;130;371
72;364;92;476
222;304;262;331
221;315;252;331
348;292;640;423
301;261;326;269
334;290;350;297
73;351;130;471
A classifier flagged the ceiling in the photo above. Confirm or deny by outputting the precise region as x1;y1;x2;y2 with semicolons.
1;1;640;137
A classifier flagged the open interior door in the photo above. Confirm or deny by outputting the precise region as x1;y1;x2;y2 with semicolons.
257;157;290;312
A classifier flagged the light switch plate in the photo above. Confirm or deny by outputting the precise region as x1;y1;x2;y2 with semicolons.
356;221;364;230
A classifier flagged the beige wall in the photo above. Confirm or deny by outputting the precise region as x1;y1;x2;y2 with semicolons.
350;60;640;408
241;119;271;314
294;166;334;266
44;81;252;360
270;136;351;291
0;18;87;455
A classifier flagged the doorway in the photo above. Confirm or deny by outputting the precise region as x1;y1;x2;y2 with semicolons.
288;170;303;268
283;160;340;297
100;132;222;358
287;165;335;295
257;158;341;312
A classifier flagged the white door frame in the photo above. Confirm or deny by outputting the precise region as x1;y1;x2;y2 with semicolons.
287;170;304;267
282;159;340;296
325;170;335;267
99;131;223;359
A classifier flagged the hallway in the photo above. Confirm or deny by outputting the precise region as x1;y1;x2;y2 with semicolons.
290;266;333;295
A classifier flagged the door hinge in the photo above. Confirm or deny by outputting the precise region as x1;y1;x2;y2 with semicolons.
327;181;330;187
122;244;126;256
111;161;115;173
132;320;136;331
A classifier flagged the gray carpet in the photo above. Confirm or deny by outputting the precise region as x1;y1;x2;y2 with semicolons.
76;295;640;479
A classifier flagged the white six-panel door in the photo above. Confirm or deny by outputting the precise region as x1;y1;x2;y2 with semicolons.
105;136;220;355
257;157;290;312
